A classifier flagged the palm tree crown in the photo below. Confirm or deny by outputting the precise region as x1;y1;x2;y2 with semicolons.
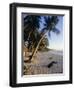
41;16;60;36
23;15;41;41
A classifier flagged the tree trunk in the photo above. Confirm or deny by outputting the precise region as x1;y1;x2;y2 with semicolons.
30;31;48;61
27;30;33;40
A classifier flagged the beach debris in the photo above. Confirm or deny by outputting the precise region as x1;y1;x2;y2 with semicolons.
47;61;57;68
49;57;53;60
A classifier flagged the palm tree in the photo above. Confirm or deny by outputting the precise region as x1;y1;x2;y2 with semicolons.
30;16;60;61
23;15;41;51
23;15;42;62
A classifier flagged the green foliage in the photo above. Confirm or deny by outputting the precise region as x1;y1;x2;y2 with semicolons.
39;37;49;50
41;16;60;36
23;15;41;41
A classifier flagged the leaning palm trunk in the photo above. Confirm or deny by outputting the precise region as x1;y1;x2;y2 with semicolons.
30;30;48;61
27;30;33;40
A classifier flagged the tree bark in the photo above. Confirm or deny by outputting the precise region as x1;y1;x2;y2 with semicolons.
27;30;33;40
30;30;48;61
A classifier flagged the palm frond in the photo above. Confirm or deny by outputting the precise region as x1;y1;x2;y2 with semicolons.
50;16;59;25
48;31;51;37
52;28;60;34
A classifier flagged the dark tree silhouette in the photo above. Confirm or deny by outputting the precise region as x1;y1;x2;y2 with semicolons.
23;15;41;51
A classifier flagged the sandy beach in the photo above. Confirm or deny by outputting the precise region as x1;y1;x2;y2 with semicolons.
23;50;63;75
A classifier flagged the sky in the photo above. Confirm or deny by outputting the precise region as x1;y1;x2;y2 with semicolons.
47;16;64;50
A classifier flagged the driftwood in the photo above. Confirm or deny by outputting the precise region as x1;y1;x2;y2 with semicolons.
47;61;57;68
